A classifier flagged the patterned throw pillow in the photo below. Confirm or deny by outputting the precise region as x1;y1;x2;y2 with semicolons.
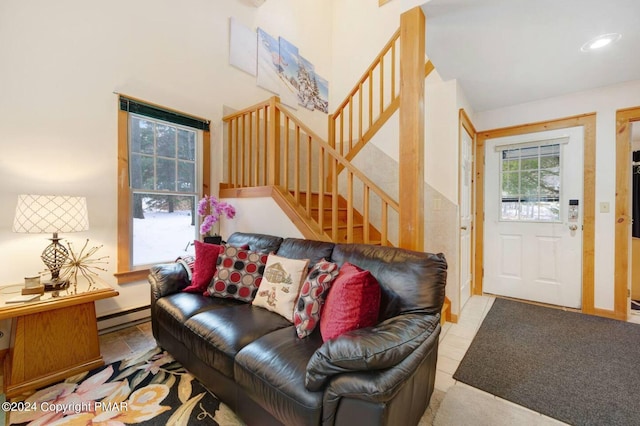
293;259;339;338
319;262;381;342
176;254;196;281
206;246;268;302
252;254;310;322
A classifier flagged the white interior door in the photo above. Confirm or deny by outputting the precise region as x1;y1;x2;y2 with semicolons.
484;127;584;308
460;128;473;310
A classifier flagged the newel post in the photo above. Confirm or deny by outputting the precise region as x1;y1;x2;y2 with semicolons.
398;6;425;251
267;96;281;186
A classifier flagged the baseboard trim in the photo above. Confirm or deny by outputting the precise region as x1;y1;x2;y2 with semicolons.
97;306;151;332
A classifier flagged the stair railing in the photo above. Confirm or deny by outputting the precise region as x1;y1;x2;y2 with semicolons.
223;96;399;245
328;29;400;162
327;29;434;176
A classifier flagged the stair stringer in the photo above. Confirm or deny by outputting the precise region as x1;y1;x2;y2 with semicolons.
219;185;330;242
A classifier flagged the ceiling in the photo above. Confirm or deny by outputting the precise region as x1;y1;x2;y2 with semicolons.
422;0;640;112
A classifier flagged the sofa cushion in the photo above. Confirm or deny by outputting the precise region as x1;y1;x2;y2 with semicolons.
331;244;447;320
294;259;339;338
183;241;223;293
154;292;242;343
207;246;269;302
183;304;292;379
320;262;381;342
252;254;309;322
235;327;325;425
276;238;335;267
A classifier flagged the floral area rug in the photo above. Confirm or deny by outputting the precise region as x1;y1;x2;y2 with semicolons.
9;347;244;426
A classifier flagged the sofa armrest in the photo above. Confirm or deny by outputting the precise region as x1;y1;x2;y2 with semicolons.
321;324;440;424
148;262;190;303
305;313;439;391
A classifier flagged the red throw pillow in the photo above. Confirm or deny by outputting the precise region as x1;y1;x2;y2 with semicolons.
319;262;381;342
294;259;339;338
182;241;223;293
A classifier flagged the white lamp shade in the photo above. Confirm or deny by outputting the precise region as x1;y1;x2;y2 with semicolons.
13;194;89;234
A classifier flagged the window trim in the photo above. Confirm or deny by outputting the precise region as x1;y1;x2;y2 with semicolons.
116;95;211;284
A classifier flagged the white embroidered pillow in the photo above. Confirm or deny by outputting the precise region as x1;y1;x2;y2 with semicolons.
252;254;310;322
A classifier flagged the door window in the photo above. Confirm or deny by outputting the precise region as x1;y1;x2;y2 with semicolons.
500;143;561;222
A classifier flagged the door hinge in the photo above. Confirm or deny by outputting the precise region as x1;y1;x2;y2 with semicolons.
628;289;631;298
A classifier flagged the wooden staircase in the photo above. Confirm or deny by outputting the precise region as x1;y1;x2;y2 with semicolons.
221;96;400;246
221;7;452;322
296;191;386;245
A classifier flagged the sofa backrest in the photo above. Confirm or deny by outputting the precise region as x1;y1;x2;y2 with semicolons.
227;232;283;253
331;244;447;321
276;238;335;267
227;232;447;320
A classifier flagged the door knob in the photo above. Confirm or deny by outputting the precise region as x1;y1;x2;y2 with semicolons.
568;224;578;231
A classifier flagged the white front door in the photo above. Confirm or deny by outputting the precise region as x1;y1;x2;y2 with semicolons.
459;127;473;310
484;127;584;308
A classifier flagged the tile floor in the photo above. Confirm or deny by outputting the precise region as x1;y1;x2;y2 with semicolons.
99;320;157;364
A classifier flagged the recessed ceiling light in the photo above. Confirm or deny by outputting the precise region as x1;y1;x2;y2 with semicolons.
580;33;622;52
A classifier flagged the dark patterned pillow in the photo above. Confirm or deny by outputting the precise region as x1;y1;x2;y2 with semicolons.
206;245;268;302
175;254;196;280
293;259;339;338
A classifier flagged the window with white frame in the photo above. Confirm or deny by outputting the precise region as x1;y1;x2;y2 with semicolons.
129;114;199;266
500;143;561;222
117;96;210;283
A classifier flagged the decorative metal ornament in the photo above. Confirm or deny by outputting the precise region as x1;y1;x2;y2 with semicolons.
59;239;109;292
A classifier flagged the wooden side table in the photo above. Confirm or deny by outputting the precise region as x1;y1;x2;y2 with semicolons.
0;279;119;398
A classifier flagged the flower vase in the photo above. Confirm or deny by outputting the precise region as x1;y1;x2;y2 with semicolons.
203;235;223;245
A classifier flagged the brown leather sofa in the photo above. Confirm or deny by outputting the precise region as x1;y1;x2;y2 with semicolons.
149;232;447;426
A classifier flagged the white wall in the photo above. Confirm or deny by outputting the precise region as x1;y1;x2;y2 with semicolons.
0;0;333;343
476;79;640;311
220;197;304;239
425;70;459;203
330;0;403;108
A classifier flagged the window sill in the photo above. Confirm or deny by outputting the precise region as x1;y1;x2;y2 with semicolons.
114;269;150;284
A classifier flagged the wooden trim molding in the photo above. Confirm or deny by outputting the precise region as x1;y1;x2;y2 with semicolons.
398;6;425;251
475;113;597;315
116;107;131;281
615;107;640;321
459;109;477;305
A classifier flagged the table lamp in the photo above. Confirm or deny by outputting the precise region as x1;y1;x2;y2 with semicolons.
12;194;90;291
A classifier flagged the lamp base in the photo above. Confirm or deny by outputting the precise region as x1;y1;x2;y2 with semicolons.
43;279;69;292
